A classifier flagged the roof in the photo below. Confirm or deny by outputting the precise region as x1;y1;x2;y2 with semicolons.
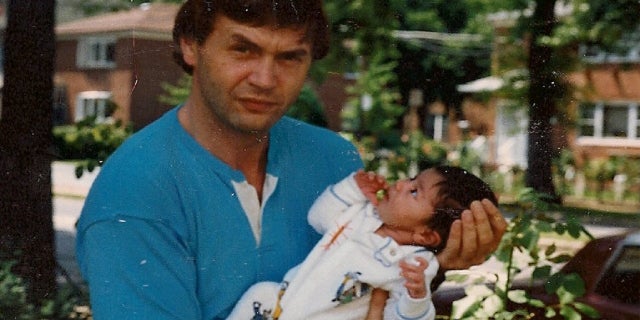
457;76;504;93
56;3;179;39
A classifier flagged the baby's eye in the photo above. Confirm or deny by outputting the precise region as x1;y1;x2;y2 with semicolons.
410;189;418;198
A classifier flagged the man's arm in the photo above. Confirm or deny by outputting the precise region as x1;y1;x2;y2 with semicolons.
78;218;200;319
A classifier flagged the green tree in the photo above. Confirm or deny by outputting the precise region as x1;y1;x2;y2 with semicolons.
0;0;57;303
393;0;493;123
323;0;494;145
323;0;406;149
287;85;329;128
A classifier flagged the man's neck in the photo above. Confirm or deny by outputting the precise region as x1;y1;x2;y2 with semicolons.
178;102;269;199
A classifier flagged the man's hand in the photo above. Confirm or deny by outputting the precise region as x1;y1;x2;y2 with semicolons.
399;257;429;299
354;170;388;205
436;199;507;270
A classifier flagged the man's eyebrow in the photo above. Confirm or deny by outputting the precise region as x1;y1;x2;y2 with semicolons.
229;33;310;57
230;34;260;49
276;47;310;59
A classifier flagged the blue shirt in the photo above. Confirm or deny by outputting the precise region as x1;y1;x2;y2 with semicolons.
76;107;362;319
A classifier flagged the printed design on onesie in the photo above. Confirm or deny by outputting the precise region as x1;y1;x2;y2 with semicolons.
332;271;371;304
251;301;273;320
322;221;352;250
251;282;288;320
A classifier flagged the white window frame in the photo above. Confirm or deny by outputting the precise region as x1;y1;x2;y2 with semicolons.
75;91;112;123
76;36;116;69
424;114;448;142
577;101;640;147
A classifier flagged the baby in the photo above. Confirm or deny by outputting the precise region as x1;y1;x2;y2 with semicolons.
227;165;498;320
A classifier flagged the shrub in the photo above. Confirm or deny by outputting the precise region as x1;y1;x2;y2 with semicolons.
53;117;132;178
286;84;328;128
0;260;90;319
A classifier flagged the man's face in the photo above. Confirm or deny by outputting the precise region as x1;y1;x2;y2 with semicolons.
185;15;313;135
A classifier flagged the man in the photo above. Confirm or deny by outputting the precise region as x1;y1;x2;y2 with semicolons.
76;1;507;319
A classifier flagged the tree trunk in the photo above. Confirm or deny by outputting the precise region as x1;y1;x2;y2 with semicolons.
0;0;57;303
525;0;560;202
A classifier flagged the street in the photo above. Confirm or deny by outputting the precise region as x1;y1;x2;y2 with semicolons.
54;196;84;284
53;162;96;285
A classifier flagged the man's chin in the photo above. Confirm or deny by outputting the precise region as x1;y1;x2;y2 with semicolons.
236;121;277;137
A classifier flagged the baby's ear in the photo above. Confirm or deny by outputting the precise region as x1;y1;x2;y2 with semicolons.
413;229;441;247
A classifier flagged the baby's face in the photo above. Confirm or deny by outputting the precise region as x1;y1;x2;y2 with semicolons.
375;169;443;232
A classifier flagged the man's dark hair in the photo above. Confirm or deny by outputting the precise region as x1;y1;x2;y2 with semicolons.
172;0;330;74
425;165;498;253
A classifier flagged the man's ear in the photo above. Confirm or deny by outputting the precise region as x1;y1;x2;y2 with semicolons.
180;37;197;68
413;229;441;247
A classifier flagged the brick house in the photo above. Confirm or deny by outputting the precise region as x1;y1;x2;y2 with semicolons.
457;12;640;169
55;3;184;130
568;52;640;163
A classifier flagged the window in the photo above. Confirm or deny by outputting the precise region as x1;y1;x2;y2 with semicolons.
595;246;640;304
424;114;448;142
75;91;113;122
53;85;68;126
578;102;640;139
578;103;596;137
77;37;116;69
636;107;640;139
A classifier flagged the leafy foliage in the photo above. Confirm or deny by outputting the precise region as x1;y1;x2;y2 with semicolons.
0;260;90;319
53;117;133;178
287;85;329;128
551;0;640;50
159;74;192;107
0;261;34;319
446;189;600;319
342;51;404;141
343;130;450;182
323;1;408;155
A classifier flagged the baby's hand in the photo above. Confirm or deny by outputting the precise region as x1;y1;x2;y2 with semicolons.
354;170;388;205
399;257;428;299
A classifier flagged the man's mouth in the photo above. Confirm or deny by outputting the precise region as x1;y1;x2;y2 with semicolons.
240;97;278;113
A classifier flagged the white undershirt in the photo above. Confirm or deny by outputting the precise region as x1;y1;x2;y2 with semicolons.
231;174;278;246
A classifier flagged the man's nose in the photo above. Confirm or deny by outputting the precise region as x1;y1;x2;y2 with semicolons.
249;58;277;90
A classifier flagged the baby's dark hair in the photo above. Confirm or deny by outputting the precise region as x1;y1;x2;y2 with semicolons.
424;165;498;253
